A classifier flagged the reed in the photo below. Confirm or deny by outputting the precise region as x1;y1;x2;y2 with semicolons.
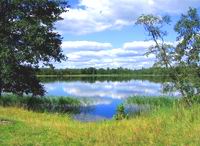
126;96;178;107
0;95;81;113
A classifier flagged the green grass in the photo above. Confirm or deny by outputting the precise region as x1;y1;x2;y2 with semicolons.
0;104;200;145
126;96;179;107
126;96;200;111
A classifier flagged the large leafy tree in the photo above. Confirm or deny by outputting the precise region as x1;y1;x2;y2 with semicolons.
175;8;200;66
174;8;200;103
136;8;200;104
0;0;68;97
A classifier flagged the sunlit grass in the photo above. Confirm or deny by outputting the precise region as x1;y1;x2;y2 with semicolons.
126;96;179;107
0;104;200;145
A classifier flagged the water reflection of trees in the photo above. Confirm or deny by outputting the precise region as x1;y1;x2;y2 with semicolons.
39;72;200;104
38;75;171;83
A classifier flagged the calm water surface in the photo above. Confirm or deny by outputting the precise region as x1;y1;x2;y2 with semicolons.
42;77;180;121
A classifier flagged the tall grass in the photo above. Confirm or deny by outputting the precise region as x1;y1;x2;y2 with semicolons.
126;96;179;107
0;95;81;113
0;104;199;145
1;95;200;145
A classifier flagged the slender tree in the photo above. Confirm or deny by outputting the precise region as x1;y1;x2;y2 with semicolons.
136;8;200;104
136;14;174;68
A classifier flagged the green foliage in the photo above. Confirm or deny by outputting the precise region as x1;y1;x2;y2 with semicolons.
4;66;45;96
57;97;81;106
0;0;68;96
136;14;174;68
172;8;200;103
114;104;128;120
126;96;178;107
175;8;200;65
136;8;200;104
37;66;173;76
38;67;135;75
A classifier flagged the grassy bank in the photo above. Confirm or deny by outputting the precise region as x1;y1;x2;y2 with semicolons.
0;104;200;145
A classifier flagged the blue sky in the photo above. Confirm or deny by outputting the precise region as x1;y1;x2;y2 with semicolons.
54;0;200;69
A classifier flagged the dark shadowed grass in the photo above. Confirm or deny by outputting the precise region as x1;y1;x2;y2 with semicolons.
0;95;81;113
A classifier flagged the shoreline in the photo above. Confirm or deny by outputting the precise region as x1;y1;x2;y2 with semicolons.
37;74;170;77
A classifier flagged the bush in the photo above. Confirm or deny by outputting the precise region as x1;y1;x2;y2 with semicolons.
114;104;128;120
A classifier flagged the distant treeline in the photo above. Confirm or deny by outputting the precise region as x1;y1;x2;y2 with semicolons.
37;67;171;76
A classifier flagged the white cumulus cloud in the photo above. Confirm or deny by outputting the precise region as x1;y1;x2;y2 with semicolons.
62;41;112;52
57;0;200;35
57;40;160;69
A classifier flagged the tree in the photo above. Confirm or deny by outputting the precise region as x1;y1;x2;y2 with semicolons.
136;14;174;68
175;8;200;66
136;8;200;104
0;0;68;97
174;8;200;103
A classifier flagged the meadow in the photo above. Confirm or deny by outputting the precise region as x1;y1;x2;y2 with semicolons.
0;96;200;145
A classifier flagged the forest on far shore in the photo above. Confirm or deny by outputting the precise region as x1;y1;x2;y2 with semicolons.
37;66;199;76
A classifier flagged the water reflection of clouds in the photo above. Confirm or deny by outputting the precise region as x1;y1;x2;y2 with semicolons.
82;98;113;106
45;84;57;91
44;80;179;100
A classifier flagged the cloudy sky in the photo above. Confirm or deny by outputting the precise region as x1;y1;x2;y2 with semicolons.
54;0;200;69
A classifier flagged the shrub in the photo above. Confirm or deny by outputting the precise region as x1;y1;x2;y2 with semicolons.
114;104;128;120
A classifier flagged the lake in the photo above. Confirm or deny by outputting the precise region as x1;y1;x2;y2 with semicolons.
41;76;180;121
